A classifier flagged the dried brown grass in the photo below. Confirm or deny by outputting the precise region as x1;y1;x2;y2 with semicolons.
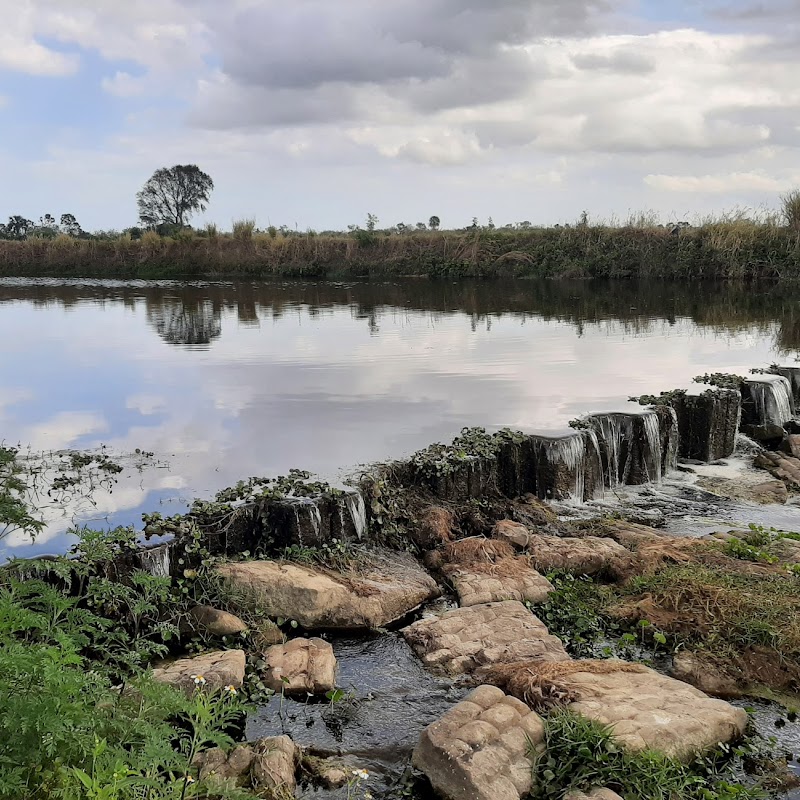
442;537;516;564
485;660;648;712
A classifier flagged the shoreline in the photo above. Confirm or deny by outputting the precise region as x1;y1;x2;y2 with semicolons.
2;224;800;280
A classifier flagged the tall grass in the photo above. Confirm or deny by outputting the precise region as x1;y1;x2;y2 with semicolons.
232;218;255;241
0;219;799;280
782;190;800;232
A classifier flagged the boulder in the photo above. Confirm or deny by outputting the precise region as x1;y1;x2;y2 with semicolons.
493;520;534;549
189;605;248;637
787;435;800;459
216;551;439;630
403;600;569;677
493;523;632;578
442;561;554;607
251;736;298;794
194;745;254;786
263;637;336;695
671;651;742;699
301;756;349;789
558;661;747;760
152;650;245;695
567;790;623;800
412;685;545;800
755;451;800;491
697;476;788;505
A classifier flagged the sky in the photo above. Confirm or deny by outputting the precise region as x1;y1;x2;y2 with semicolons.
0;0;799;231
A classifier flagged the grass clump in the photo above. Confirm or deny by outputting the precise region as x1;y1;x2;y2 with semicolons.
532;711;765;799
620;563;800;660
232;218;255;241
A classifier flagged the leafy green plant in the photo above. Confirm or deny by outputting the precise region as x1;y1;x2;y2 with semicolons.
532;711;765;800
723;537;778;565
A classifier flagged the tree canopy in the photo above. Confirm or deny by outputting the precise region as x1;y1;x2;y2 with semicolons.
136;165;214;229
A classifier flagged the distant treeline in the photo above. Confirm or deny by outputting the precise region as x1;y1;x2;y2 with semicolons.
2;220;800;280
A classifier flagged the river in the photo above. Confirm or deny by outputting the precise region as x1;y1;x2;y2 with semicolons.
1;277;798;559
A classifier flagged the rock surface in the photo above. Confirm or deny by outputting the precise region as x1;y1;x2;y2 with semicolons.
566;790;623;800
216;552;439;630
755;451;800;492
152;649;245;694
493;523;632;577
412;684;545;800
251;736;298;794
442;561;554;607
560;662;748;760
403;600;569;676
195;745;254;786
671;651;742;699
189;605;248;637
698;475;789;505
263;637;336;695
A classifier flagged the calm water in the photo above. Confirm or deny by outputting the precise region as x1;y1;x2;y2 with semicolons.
2;278;799;559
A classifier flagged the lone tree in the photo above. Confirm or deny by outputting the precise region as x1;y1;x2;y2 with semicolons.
136;165;214;229
429;215;440;231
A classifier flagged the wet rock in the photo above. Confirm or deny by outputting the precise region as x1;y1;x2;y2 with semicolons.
301;756;349;789
415;506;455;550
669;389;740;462
152;649;245;694
412;684;545;800
189;605;248;637
195;745;254;786
698;476;789;505
493;523;632;578
403;600;569;677
558;661;748;760
251;736;298;794
671;651;742;699
756;451;800;491
785;434;800;459
742;423;787;445
216;552;439;630
263;637;336;695
577;519;669;550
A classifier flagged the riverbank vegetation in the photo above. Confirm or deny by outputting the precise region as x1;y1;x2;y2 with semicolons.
2;192;800;281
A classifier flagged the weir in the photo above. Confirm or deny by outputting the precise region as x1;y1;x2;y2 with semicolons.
742;375;794;428
586;408;678;488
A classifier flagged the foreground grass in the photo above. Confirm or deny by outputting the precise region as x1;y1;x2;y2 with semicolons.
533;711;766;800
1;222;799;280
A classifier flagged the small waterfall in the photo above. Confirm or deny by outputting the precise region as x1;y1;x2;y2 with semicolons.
663;406;680;475
539;431;601;501
748;375;793;426
289;498;323;546
641;411;664;483
588;409;671;487
589;414;634;488
139;544;171;578
344;490;368;540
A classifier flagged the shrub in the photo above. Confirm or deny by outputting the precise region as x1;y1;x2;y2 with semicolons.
782;190;800;232
232;219;255;241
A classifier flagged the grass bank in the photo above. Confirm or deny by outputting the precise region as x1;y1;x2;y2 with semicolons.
2;222;800;280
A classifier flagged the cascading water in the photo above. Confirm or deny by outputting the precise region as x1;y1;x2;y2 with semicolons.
588;409;674;488
747;376;794;426
663;406;680;475
140;544;171;578
641;411;664;484
344;490;368;540
540;431;602;501
589;414;635;488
